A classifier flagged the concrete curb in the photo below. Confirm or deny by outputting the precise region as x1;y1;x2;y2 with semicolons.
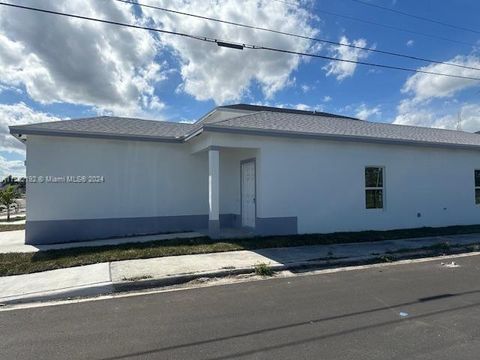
112;246;476;294
113;268;257;292
2;246;475;305
1;283;114;305
112;257;386;293
111;262;325;293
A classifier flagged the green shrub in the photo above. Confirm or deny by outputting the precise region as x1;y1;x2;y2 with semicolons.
254;262;274;276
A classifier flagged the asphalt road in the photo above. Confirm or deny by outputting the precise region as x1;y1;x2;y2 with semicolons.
2;255;480;360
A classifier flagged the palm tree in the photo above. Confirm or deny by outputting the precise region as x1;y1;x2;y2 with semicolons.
0;185;19;222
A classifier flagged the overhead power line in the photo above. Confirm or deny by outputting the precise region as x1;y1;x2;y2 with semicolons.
114;0;480;72
1;2;480;82
350;0;480;35
269;0;477;47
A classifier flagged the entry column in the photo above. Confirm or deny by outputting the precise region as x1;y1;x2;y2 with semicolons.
208;149;220;237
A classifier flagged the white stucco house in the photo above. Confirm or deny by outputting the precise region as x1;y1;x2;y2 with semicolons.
9;104;480;244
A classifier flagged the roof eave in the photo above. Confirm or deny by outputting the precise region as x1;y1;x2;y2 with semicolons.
183;127;204;142
203;124;480;151
9;127;184;143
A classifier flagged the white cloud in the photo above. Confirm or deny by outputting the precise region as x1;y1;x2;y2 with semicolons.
0;155;25;178
402;55;480;101
0;0;166;116
355;103;381;120
301;84;312;93
293;103;326;112
323;36;371;81
394;99;480;132
0;103;65;177
0;84;22;94
294;103;312;111
323;95;332;102
0;103;62;155
406;39;414;47
393;98;435;127
450;104;480;132
0;0;323;109
393;53;480;132
252;101;324;112
141;0;317;104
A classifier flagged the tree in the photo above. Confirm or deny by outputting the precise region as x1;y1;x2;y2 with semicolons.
0;185;19;222
1;175;13;186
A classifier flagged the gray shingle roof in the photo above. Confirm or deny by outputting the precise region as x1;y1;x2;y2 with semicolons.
205;111;480;148
10;116;194;141
9;106;480;149
218;103;358;120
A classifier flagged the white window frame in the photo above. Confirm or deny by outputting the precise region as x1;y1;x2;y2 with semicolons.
475;169;480;205
365;166;385;210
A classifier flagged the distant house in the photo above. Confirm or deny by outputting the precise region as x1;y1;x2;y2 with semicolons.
1;175;26;194
9;104;480;245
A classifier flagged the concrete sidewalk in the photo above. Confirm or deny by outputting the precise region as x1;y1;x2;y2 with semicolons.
0;230;205;253
1;233;480;304
0;264;113;304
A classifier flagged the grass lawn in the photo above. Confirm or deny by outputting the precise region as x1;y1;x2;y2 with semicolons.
3;216;26;221
0;224;25;232
2;224;480;277
0;215;26;232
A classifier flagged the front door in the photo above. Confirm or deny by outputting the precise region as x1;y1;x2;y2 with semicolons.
241;160;256;228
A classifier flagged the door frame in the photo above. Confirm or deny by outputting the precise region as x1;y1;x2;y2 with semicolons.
240;158;257;228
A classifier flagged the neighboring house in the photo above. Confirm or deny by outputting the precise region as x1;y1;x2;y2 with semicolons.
1;175;26;194
9;104;480;244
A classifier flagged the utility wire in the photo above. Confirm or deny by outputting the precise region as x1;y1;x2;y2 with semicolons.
350;0;480;35
1;2;480;81
114;0;480;72
268;0;477;47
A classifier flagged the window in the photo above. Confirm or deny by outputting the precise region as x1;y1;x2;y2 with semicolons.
475;170;480;204
365;167;384;209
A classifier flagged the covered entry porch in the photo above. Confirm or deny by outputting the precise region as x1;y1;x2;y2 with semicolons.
204;146;259;238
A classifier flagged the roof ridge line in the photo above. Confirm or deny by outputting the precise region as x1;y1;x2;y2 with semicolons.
205;110;265;126
183;111;265;140
219;104;359;120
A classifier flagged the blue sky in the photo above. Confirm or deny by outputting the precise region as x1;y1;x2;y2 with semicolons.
0;0;479;176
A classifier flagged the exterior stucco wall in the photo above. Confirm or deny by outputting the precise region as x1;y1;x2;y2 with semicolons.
26;135;209;221
24;130;480;243
206;132;480;234
24;134;260;243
